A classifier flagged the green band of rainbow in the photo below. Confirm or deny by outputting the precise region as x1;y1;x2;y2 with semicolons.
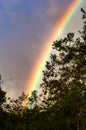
25;0;83;106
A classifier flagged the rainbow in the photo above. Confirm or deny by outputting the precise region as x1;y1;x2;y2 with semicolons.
25;0;83;106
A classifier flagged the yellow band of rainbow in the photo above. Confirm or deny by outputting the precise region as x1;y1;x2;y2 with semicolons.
25;0;83;106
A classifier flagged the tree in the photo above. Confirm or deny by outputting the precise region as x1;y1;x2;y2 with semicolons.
0;75;6;108
5;92;27;115
39;8;86;130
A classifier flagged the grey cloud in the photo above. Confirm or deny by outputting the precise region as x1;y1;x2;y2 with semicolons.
0;0;82;98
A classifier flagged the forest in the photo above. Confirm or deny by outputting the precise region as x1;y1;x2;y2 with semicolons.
0;8;86;130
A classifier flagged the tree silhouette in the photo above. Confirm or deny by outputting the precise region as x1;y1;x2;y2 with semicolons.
39;8;86;130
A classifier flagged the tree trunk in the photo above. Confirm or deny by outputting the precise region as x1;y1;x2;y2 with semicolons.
77;119;79;130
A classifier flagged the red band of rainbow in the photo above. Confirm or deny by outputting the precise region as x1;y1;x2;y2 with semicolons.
25;0;83;106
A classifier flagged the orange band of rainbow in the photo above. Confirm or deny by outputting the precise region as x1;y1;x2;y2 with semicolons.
25;0;83;106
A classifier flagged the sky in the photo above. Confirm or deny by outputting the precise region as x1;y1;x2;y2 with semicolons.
0;0;86;98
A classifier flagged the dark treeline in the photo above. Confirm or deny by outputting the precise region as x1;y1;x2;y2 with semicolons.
0;8;86;130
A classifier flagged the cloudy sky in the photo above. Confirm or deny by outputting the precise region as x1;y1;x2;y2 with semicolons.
0;0;85;98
